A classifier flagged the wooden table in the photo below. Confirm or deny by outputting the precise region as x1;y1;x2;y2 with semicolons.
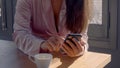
0;40;111;68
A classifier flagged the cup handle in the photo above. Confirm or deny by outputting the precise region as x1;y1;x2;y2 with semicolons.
29;56;35;63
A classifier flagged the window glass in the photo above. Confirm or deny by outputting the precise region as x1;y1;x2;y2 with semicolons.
90;0;102;25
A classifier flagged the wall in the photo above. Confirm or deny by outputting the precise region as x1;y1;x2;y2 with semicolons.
118;0;120;49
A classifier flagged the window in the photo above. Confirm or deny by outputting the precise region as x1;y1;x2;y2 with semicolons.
88;0;118;49
0;0;14;40
91;0;102;25
89;0;108;39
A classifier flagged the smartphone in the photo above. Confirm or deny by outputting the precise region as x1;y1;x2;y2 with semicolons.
65;34;82;42
64;34;82;47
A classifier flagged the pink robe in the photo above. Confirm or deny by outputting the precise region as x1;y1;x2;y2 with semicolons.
13;0;89;56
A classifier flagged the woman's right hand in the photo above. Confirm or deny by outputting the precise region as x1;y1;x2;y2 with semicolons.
41;36;64;52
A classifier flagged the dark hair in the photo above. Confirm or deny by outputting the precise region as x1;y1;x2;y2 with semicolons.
66;0;90;33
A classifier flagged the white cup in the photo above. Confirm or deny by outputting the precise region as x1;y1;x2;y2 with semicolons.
29;53;53;68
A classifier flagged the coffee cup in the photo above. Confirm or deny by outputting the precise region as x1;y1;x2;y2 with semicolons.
29;53;53;68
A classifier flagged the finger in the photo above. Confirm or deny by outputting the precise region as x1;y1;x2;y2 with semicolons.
52;38;62;52
68;36;73;39
72;38;82;51
61;46;70;55
77;37;81;41
52;37;61;46
55;36;64;44
66;40;78;53
80;40;85;46
48;37;62;52
63;43;74;56
52;39;58;46
46;43;53;52
46;41;54;51
63;43;72;52
79;40;85;51
61;46;74;57
56;44;61;52
49;37;58;45
79;40;86;51
66;40;84;56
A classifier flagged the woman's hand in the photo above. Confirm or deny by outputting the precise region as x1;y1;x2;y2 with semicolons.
41;36;64;52
61;37;85;57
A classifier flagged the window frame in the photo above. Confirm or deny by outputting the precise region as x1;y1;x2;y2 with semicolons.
89;0;118;49
0;0;14;40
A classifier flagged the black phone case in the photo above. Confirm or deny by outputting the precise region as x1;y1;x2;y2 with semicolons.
64;34;82;47
65;34;82;41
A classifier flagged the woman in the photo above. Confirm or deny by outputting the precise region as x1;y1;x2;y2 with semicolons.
13;0;91;57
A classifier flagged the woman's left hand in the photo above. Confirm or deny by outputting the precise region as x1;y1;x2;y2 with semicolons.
61;37;85;57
